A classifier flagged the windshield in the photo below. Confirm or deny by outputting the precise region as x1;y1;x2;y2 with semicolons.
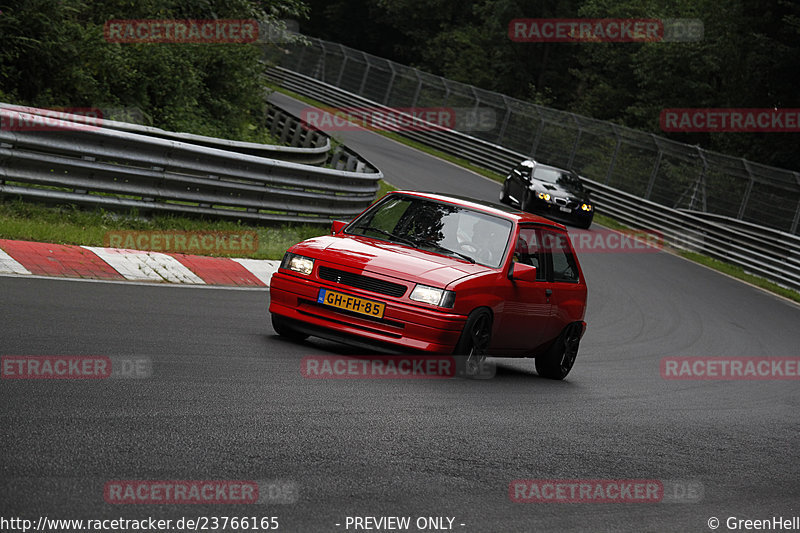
533;167;584;189
346;196;512;268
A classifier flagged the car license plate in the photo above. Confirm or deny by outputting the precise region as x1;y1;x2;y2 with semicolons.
317;289;385;318
559;206;572;213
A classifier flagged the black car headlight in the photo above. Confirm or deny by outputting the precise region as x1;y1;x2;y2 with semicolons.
281;252;315;275
581;203;593;211
409;284;456;308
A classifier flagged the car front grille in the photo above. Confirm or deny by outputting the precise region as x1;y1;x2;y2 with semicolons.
318;266;407;298
554;197;580;209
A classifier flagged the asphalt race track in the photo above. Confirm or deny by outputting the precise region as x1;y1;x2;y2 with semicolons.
2;93;799;532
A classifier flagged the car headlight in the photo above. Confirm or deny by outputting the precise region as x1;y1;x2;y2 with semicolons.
281;252;314;275
581;203;592;211
409;284;456;308
538;192;551;201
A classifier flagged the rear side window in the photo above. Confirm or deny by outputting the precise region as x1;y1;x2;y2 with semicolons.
542;229;579;283
514;227;546;281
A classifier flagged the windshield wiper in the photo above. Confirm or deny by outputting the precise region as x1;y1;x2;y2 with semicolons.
420;241;476;263
357;227;419;247
354;228;476;263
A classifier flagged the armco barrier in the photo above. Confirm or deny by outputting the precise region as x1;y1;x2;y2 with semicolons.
265;66;800;292
0;104;382;224
1;103;330;166
265;35;800;236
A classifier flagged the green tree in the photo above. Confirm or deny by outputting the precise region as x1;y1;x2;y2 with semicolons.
0;0;309;141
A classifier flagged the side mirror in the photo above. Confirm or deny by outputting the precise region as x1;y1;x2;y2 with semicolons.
331;220;347;235
510;262;537;283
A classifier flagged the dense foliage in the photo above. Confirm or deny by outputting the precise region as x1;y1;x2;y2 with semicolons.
0;0;308;141
302;0;800;170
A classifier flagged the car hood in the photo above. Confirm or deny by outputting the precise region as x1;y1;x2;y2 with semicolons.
532;179;590;200
290;234;492;287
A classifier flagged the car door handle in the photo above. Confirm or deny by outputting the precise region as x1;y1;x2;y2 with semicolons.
545;289;552;297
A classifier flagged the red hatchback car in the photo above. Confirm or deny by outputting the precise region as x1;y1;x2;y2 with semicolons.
269;191;588;379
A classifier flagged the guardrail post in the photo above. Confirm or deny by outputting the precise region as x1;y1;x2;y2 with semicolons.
644;137;663;200
411;69;422;108
530;118;545;158
604;128;621;184
791;197;800;235
294;40;308;73
383;63;396;105
737;160;756;220
335;44;348;87
566;115;581;170
358;52;371;96
496;96;511;145
737;177;754;220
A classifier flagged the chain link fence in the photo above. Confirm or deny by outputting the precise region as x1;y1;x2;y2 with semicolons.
265;35;800;235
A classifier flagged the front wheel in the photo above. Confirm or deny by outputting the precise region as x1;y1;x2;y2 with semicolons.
520;189;533;212
453;308;493;378
499;181;510;204
535;322;583;380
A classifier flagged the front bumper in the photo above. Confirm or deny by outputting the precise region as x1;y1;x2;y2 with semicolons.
528;198;593;225
269;271;467;353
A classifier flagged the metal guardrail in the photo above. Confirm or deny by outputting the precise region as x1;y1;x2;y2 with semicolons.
266;66;800;292
1;103;331;166
265;35;800;236
0;105;382;224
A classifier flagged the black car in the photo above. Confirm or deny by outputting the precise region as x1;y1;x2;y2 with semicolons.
499;160;594;229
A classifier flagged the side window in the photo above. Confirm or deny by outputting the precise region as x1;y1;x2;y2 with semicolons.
514;227;546;281
543;230;579;283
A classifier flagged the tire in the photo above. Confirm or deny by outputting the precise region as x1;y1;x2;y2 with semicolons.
499;181;510;204
576;218;592;230
535;322;582;380
520;189;532;212
453;308;492;378
271;315;309;342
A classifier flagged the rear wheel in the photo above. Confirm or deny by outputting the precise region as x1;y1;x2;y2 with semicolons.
271;315;309;342
535;322;582;380
454;308;492;377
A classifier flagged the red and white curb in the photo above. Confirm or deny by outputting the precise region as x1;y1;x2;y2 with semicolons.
0;239;280;287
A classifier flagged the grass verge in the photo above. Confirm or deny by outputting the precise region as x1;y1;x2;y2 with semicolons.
0;200;327;260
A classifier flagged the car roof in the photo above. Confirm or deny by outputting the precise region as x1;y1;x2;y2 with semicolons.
386;190;567;230
520;159;575;175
